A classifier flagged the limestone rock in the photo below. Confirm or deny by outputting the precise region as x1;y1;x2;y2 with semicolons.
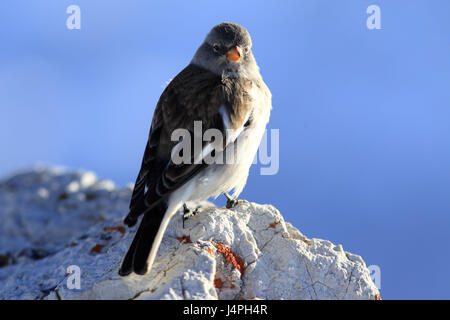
0;168;380;300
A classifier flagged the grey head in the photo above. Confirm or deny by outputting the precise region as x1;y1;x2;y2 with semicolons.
191;22;260;79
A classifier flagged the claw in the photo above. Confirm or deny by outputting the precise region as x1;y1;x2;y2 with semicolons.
226;198;239;209
224;192;239;209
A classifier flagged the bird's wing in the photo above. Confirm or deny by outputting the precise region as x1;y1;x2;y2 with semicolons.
124;64;254;226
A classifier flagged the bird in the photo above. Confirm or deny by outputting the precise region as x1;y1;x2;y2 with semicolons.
118;22;272;276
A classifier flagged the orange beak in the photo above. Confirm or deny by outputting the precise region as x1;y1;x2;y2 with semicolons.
226;47;241;62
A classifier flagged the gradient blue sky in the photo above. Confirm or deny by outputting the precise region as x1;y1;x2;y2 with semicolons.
1;1;450;299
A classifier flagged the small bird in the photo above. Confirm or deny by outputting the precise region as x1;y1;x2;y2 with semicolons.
119;22;272;276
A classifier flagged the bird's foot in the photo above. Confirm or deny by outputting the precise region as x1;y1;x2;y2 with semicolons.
226;198;239;209
223;193;242;209
182;203;200;228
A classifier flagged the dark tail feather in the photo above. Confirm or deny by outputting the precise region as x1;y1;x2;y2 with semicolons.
118;218;144;276
118;201;167;276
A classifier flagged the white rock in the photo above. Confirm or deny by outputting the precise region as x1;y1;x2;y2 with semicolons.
0;168;380;300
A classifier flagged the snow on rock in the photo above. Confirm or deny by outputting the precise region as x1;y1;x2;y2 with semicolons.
0;168;380;300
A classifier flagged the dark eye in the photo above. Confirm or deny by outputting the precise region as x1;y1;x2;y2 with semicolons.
213;44;220;52
244;47;249;53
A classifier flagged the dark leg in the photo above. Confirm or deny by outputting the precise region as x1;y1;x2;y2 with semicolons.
224;192;239;209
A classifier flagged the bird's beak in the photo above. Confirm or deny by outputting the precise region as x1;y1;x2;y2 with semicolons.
226;47;241;62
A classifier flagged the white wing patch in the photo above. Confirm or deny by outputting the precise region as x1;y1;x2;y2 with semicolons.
219;105;250;146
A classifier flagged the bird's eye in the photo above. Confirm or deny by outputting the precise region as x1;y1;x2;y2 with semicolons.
244;47;249;53
213;44;220;52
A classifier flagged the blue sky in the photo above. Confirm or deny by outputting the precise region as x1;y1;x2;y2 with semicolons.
1;1;450;299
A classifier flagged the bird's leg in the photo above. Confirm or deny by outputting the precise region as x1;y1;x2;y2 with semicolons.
182;203;200;228
224;192;239;209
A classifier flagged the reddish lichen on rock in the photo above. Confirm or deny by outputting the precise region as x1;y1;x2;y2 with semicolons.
213;272;223;288
176;235;192;244
90;244;105;253
104;226;126;236
215;243;246;275
269;221;279;228
375;293;382;300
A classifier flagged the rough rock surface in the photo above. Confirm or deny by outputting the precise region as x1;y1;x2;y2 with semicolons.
0;168;380;300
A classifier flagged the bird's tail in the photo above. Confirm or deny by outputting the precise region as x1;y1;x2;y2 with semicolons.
118;200;175;276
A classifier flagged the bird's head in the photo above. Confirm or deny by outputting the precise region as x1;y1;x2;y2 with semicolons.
191;22;259;78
